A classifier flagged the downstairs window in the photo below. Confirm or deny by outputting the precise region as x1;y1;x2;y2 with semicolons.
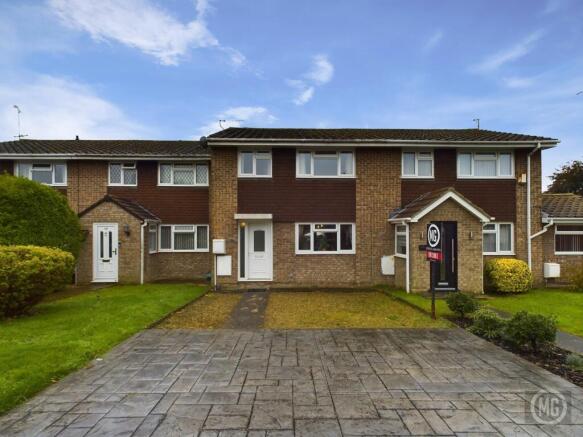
483;223;513;255
555;225;583;254
158;225;209;252
296;223;355;254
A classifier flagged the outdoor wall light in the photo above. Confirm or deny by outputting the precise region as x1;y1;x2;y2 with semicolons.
124;224;131;236
240;221;246;228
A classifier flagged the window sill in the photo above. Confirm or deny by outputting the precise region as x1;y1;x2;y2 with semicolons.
157;184;209;187
394;253;407;259
555;252;583;256
108;184;138;187
238;175;272;178
483;252;515;256
296;175;356;179
157;249;210;253
457;176;515;180
400;176;434;180
295;251;355;255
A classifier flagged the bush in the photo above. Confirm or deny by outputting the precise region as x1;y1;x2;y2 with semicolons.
469;307;506;340
485;258;532;293
0;174;82;258
566;353;583;371
0;245;75;317
446;292;479;320
564;263;583;292
504;311;557;353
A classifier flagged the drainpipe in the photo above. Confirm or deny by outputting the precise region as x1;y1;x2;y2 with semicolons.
531;219;554;240
140;221;148;285
527;142;542;270
405;222;410;293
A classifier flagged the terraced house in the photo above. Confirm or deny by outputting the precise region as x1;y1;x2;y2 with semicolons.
1;127;582;293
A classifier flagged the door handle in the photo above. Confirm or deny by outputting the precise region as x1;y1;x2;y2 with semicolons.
112;248;117;255
451;239;455;273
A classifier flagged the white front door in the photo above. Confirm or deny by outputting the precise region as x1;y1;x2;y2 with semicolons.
93;223;119;282
246;222;272;280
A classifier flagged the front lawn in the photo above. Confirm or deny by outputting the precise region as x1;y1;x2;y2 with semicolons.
483;289;583;337
264;291;451;329
0;283;205;415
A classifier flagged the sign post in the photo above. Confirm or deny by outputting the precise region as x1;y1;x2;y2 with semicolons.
426;223;442;320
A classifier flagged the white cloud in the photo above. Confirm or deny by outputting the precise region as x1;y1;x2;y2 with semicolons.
503;76;536;89
287;54;334;106
423;30;444;51
0;75;147;140
470;31;545;73
542;0;563;14
197;106;276;137
48;0;245;67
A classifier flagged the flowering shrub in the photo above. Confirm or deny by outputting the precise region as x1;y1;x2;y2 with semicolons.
485;258;532;293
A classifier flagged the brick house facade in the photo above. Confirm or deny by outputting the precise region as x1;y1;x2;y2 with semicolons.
1;128;580;292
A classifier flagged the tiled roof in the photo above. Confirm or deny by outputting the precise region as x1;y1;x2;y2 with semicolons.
389;187;492;222
207;127;558;144
79;195;160;222
542;193;583;218
0;139;208;157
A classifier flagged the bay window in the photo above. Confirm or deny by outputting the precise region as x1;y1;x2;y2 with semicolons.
395;225;407;256
483;223;513;254
296;223;355;254
402;151;433;178
158;163;208;186
109;162;137;186
158;225;209;252
458;151;514;178
15;162;67;186
555;225;583;254
239;151;272;177
296;151;354;177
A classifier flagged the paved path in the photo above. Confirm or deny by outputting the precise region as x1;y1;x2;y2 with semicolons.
224;291;268;329
2;329;583;436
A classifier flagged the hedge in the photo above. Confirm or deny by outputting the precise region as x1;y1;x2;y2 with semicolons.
0;174;82;258
485;258;532;293
0;246;75;317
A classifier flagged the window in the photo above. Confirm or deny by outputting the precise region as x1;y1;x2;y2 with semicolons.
483;223;513;254
238;151;272;177
395;225;407;256
296;151;354;177
401;151;433;178
458;152;514;178
148;224;158;253
158;225;209;252
555;225;583;254
109;162;137;186
295;223;355;254
15;162;67;186
158;163;208;186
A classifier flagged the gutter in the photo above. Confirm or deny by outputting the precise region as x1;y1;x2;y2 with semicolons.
531;219;554;240
0;154;210;160
527;142;543;270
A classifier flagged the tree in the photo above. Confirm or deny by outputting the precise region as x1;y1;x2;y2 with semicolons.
0;174;82;257
547;160;583;195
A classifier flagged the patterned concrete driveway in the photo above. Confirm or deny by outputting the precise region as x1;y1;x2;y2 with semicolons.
1;329;583;436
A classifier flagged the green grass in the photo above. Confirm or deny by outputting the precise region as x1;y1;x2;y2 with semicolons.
388;290;455;318
0;283;206;415
483;289;583;337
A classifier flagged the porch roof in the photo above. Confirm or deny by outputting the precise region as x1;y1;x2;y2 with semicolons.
388;186;493;223
79;195;160;222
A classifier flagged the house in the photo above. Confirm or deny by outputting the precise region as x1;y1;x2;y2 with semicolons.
0;128;580;292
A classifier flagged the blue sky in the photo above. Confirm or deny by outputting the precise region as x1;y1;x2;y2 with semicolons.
0;0;582;185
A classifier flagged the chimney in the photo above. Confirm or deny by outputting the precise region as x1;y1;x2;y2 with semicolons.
75;135;79;140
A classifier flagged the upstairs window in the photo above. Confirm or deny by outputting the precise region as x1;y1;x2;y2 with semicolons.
402;151;433;178
483;223;513;254
395;225;407;256
297;151;354;177
159;224;209;252
458;151;514;178
555;225;583;254
239;151;272;177
296;223;355;254
15;162;67;186
109;162;137;186
158;163;208;186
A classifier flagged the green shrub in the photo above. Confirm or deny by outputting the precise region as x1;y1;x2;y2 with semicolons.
564;263;583;292
469;307;506;340
566;353;583;371
504;311;557;353
485;258;532;293
446;292;479;320
0;174;82;258
0;245;75;317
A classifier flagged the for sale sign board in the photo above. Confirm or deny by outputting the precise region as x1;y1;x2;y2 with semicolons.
426;223;442;262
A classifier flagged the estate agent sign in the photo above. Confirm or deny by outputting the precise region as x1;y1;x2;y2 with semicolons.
426;223;442;262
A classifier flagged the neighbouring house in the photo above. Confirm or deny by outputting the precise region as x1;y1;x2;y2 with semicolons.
0;128;579;292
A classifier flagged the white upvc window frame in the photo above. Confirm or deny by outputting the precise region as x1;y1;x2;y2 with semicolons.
457;151;515;179
108;162;138;186
401;150;434;178
148;223;158;254
395;224;408;257
296;150;355;178
158;224;209;252
483;222;514;255
555;225;583;255
295;223;356;254
238;150;272;178
14;161;67;186
157;162;209;186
